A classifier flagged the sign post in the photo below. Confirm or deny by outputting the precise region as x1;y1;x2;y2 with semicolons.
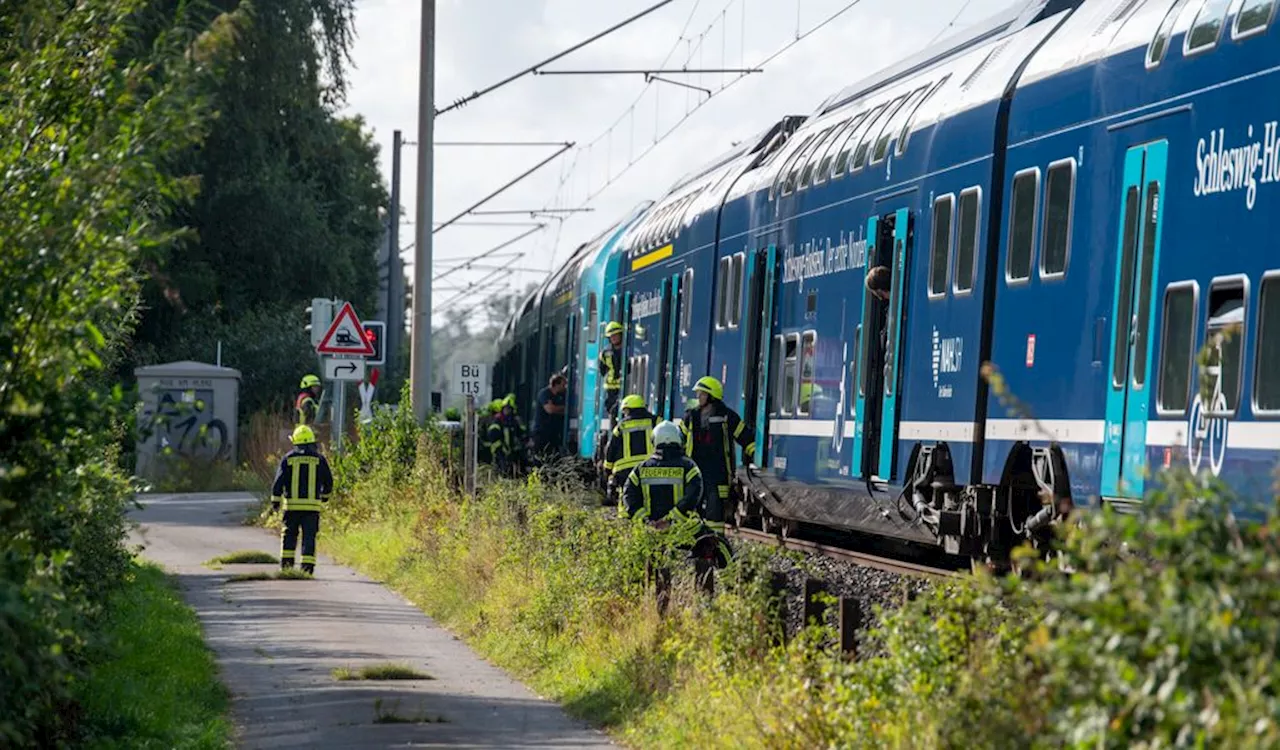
316;302;375;454
451;363;489;500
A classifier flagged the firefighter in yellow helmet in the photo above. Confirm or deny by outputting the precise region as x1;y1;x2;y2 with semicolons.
603;394;658;507
599;321;626;422
486;395;528;477
270;424;333;575
680;376;755;532
295;374;322;424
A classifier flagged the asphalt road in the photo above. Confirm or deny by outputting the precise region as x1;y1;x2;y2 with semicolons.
131;492;614;749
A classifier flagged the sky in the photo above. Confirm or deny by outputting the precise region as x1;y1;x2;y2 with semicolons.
340;0;1014;327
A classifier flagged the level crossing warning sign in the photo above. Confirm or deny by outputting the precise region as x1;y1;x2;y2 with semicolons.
316;301;376;356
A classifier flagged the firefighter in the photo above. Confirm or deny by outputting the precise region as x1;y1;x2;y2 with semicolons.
270;424;333;575
295;374;322;425
477;400;501;464
603;394;658;507
681;376;756;528
599;322;625;422
622;420;704;615
486;396;527;476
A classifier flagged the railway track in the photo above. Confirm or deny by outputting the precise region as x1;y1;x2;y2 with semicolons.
726;525;963;580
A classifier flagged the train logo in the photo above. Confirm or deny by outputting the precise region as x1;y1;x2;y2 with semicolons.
1187;344;1230;478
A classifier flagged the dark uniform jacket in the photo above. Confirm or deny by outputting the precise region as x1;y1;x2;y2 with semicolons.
623;445;704;522
604;408;657;475
598;347;623;393
681;400;756;524
295;390;319;425
486;412;526;458
271;446;333;512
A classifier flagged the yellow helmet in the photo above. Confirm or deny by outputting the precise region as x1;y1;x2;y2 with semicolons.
693;376;723;401
621;394;646;411
300;374;321;389
605;321;625;336
291;424;316;445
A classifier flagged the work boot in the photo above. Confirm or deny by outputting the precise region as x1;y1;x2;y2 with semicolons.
280;560;294;570
301;563;315;575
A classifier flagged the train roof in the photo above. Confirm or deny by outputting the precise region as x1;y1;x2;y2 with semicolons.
725;0;1080;204
615;115;806;263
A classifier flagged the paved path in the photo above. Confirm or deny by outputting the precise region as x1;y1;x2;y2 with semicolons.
132;492;614;749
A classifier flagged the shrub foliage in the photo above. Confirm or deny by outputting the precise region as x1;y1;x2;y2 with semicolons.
0;1;219;744
310;405;1280;749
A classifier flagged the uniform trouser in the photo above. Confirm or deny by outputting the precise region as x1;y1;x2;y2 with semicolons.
604;390;620;423
281;510;320;572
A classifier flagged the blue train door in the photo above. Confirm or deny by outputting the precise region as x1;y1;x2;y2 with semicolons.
748;245;778;468
853;208;913;482
1101;141;1169;500
656;274;683;419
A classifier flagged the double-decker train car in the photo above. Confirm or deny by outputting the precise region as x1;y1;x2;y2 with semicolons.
494;0;1280;565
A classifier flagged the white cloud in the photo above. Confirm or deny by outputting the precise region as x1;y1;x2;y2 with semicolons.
341;0;1011;324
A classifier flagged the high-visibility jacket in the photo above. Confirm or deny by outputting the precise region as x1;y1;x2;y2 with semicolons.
270;446;333;512
295;391;319;425
598;347;622;393
681;400;756;526
486;413;526;458
623;446;703;522
603;408;657;474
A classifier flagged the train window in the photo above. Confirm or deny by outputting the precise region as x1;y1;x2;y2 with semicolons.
680;268;694;337
798;331;817;416
1132;182;1162;389
1006;168;1039;283
928;194;954;298
779;334;799;415
873;86;927;164
799;125;837;189
842;104;886;174
609;294;618;325
897;75;949;157
1040;158;1076;279
955;187;981;294
1186;0;1232;54
770;335;785;415
1148;0;1190;67
729;253;745;328
1112;187;1142;388
716;256;731;329
787;136;827;193
1204;278;1248;415
1157;282;1198;415
831;111;870;176
779;134;816;197
854;97;904;171
1235;0;1277;38
1256;272;1280;413
586;294;598;343
813;118;854;185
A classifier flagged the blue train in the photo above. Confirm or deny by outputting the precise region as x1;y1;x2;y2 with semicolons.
494;0;1280;564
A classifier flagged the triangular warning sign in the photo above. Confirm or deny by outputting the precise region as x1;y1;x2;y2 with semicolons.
317;302;376;356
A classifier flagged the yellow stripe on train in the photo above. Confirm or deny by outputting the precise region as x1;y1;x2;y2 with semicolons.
631;243;673;271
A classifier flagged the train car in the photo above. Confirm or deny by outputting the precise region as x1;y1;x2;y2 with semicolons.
610;117;806;426
493;0;1280;568
574;202;652;460
983;0;1280;518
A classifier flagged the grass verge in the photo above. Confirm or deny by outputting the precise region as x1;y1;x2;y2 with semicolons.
74;561;230;749
333;664;433;681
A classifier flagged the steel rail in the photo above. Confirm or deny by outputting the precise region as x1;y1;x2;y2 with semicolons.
726;526;960;579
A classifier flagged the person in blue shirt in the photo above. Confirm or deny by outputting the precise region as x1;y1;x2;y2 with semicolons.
530;373;567;459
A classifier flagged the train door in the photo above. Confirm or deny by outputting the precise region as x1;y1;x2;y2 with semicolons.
563;310;578;451
748;245;778;468
1101;141;1169;500
656;272;684;420
853;208;913;482
578;293;599;460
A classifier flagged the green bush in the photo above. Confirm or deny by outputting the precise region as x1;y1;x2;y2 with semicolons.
0;1;218;745
305;401;1280;749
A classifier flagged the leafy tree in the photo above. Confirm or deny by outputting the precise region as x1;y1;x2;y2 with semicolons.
0;1;218;743
126;0;388;415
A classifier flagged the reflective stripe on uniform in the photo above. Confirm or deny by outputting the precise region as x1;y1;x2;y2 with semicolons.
283;455;324;512
612;418;654;472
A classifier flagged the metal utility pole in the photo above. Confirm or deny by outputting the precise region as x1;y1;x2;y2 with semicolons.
411;0;435;423
388;130;404;383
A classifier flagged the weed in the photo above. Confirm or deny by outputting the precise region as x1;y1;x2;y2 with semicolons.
333;663;433;681
206;550;279;566
225;569;313;583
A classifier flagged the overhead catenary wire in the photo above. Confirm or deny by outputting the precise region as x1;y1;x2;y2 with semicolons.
432;225;544;283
